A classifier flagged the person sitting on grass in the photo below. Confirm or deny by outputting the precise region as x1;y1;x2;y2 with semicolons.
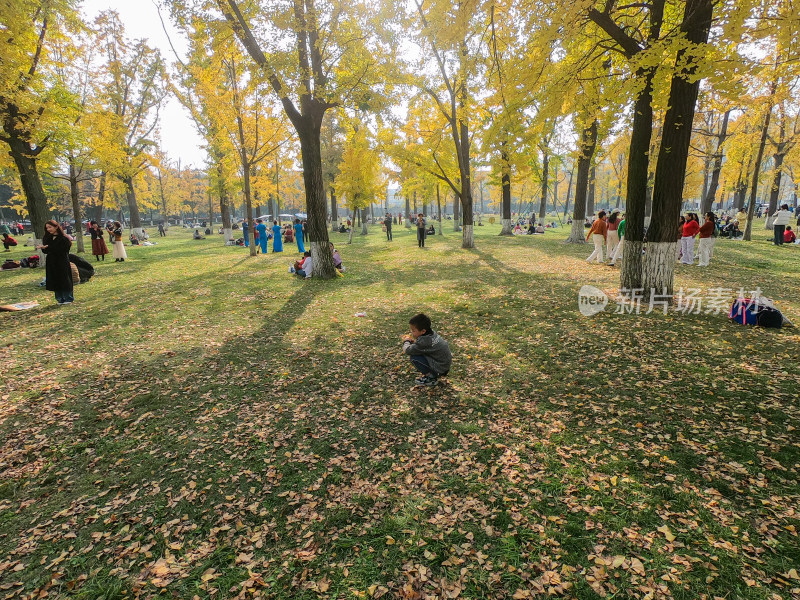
329;242;345;273
193;229;205;240
290;251;312;278
535;223;545;234
129;233;140;246
784;225;797;245
401;313;452;387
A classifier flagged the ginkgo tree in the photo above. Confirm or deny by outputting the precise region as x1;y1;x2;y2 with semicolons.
169;0;396;278
337;121;382;241
0;0;81;242
95;11;168;238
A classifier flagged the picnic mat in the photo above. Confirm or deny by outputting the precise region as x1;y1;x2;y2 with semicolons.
0;301;39;312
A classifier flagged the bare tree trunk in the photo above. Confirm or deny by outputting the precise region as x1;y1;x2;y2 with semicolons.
701;109;730;215
361;206;368;235
538;150;549;220
743;100;773;241
122;175;144;237
330;186;338;232
405;195;411;228
7;137;49;242
587;166;596;217
68;158;85;253
436;183;443;235
453;192;461;232
240;150;257;257
96;171;107;222
500;144;513;235
568;119;598;244
643;0;713;298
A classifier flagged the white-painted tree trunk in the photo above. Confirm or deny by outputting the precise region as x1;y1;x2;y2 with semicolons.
223;227;233;243
331;218;339;232
34;237;45;267
500;218;513;235
131;226;145;238
462;224;474;248
642;241;679;299
566;220;587;244
764;216;774;229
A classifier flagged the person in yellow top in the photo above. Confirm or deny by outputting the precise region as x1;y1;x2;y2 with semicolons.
735;209;747;232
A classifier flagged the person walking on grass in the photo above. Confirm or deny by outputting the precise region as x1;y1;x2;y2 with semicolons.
772;204;791;245
89;221;109;261
609;214;625;266
272;220;283;253
680;213;699;264
294;218;305;253
585;210;607;263
697;212;717;267
416;213;427;248
401;313;452;387
384;213;393;241
111;221;127;262
606;210;621;259
158;222;166;237
36;220;73;305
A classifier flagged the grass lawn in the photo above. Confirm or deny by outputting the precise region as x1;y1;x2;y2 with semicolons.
1;220;799;600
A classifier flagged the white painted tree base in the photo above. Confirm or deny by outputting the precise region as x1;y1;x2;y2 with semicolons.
500;218;513;235
331;219;339;232
223;228;233;243
462;224;474;248
643;241;679;298
131;227;145;238
566;221;587;244
310;240;335;279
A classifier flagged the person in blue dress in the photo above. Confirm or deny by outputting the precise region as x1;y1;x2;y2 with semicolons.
294;218;305;253
255;219;268;254
242;220;250;247
272;220;283;252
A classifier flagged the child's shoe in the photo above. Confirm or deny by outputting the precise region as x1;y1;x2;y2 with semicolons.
421;374;439;387
414;374;428;385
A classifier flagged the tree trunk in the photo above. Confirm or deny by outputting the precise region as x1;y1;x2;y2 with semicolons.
295;117;335;278
643;0;713;298
620;69;657;292
96;171;107;222
764;150;785;229
587;166;596;217
68;158;85;253
452;192;461;231
500;145;513;235
7;137;49;241
436;183;443;235
744;91;775;241
538;151;549;220
122;175;144;236
413;190;417;215
361;206;368;235
701;109;730;215
241;152;257;256
563;167;574;217
405;196;411;227
218;163;232;243
567;119;598;244
330;186;338;231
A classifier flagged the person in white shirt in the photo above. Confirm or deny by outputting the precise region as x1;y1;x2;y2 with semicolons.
772;204;792;245
294;251;312;278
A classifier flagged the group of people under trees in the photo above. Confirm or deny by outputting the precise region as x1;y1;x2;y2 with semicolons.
382;213;435;246
583;203;798;269
241;218;307;255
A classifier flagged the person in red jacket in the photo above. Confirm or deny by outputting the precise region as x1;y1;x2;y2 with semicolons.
680;213;700;265
784;226;797;244
697;212;716;266
2;233;17;251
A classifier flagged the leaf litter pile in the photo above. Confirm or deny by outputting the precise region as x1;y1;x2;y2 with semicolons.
0;226;798;600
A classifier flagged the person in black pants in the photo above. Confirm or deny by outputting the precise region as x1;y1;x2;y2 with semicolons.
384;213;392;241
416;213;426;248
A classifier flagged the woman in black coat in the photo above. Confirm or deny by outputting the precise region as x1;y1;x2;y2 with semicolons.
37;220;74;305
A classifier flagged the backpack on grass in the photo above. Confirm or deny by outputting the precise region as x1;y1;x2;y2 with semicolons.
729;297;783;328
